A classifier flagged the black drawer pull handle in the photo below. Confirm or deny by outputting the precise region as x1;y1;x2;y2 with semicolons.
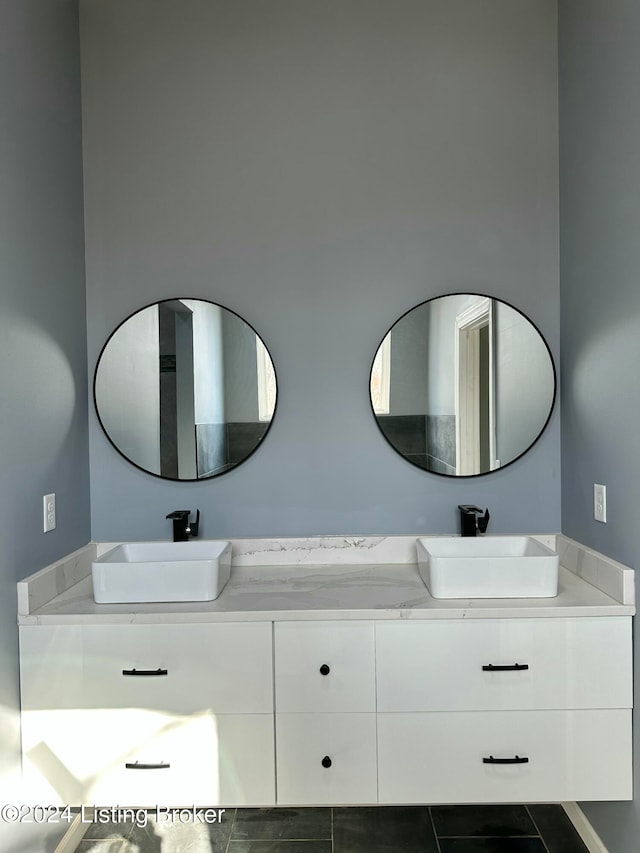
321;756;332;768
483;755;529;765
319;664;331;676
125;761;170;770
482;663;529;672
122;668;168;677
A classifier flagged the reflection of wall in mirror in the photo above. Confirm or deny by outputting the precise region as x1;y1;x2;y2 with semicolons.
376;306;431;470
223;312;259;422
95;307;161;475
222;312;269;466
494;302;554;465
190;302;270;476
388;305;429;416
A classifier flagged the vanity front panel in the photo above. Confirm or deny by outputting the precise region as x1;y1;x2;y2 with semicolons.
21;708;275;807
19;622;276;806
275;712;377;805
74;623;272;713
376;617;632;712
378;709;632;803
86;713;275;807
274;620;375;713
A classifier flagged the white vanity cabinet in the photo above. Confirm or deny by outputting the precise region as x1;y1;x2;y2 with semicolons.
19;622;275;807
19;611;634;807
273;620;377;804
375;617;633;803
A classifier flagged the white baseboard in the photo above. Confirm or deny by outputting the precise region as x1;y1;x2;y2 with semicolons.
54;813;89;853
563;802;608;853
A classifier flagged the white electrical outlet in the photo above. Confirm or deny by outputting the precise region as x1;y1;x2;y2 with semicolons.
594;483;607;523
43;493;56;532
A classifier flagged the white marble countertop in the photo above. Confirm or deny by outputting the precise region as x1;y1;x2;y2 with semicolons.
20;561;634;625
17;534;635;625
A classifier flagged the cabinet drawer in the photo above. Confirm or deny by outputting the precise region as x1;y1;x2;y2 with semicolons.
80;623;273;713
378;709;632;804
275;621;375;712
22;708;275;807
376;618;632;711
276;713;377;805
91;713;275;807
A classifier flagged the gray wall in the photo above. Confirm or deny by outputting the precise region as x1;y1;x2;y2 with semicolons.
82;0;561;541
0;1;90;850
559;1;640;849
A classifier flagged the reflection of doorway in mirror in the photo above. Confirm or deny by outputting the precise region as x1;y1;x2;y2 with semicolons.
370;333;391;415
256;337;277;421
158;301;197;479
455;298;497;475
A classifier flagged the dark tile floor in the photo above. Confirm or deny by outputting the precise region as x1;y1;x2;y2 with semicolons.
74;804;588;853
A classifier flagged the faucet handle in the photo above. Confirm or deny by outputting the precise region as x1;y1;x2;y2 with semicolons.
187;509;200;538
477;508;490;534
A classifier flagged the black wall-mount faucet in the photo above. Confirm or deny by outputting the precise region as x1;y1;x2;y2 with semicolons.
458;505;490;537
166;509;200;542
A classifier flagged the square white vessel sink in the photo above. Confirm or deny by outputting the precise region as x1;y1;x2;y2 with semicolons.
92;540;232;603
416;536;559;599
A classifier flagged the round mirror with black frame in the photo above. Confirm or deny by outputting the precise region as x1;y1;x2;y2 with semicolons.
369;293;556;477
94;298;277;481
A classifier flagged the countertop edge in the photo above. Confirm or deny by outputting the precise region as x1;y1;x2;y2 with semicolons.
19;603;636;627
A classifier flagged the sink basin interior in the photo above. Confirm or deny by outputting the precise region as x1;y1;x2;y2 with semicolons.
92;540;232;604
416;536;559;599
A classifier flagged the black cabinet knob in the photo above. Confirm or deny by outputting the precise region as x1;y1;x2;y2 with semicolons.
321;755;332;768
319;664;330;676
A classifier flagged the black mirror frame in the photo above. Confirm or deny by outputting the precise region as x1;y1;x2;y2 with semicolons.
93;297;278;482
369;292;557;478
